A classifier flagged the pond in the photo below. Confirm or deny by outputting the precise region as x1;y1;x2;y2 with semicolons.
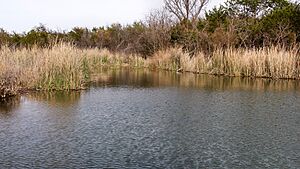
0;68;299;168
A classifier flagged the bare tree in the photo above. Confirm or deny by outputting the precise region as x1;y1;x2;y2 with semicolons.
143;9;173;54
145;9;173;29
164;0;210;22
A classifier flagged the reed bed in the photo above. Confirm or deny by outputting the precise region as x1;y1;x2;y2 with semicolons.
149;46;300;79
0;44;299;98
0;43;144;97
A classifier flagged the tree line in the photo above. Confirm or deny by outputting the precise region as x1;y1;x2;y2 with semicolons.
0;0;299;57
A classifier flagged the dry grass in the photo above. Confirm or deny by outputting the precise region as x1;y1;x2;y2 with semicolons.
0;43;144;95
0;71;19;99
148;46;300;79
0;44;299;98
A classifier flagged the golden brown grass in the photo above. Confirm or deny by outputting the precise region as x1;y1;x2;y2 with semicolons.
148;46;300;79
0;43;144;96
0;43;299;98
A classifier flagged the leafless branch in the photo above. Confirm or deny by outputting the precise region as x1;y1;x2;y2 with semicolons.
164;0;209;22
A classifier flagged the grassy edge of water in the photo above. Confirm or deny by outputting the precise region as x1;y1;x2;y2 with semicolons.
0;44;299;99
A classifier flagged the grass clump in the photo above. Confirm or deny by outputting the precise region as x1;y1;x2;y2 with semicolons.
0;71;19;99
148;46;300;79
0;43;143;94
0;43;299;99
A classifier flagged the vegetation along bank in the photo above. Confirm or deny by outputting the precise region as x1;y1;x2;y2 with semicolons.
1;0;300;98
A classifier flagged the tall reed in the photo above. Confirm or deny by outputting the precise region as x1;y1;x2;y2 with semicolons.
0;44;299;98
148;46;300;79
0;43;144;93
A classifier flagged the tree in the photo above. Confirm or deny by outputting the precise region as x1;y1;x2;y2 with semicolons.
261;2;300;44
68;27;93;47
0;28;11;46
142;9;172;55
164;0;210;22
205;5;229;33
21;24;50;48
225;0;290;18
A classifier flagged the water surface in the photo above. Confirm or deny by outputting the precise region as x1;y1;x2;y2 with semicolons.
0;69;299;168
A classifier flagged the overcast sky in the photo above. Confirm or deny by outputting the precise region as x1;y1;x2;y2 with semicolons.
0;0;226;33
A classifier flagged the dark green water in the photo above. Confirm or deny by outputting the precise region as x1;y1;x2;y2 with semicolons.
0;69;299;169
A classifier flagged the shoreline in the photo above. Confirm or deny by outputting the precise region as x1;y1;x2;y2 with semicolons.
1;44;299;100
1;66;300;101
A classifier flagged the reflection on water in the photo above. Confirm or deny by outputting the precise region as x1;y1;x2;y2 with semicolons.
26;91;82;107
0;96;21;114
92;68;300;91
0;68;299;168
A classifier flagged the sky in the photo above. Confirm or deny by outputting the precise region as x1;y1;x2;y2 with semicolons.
0;0;226;33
